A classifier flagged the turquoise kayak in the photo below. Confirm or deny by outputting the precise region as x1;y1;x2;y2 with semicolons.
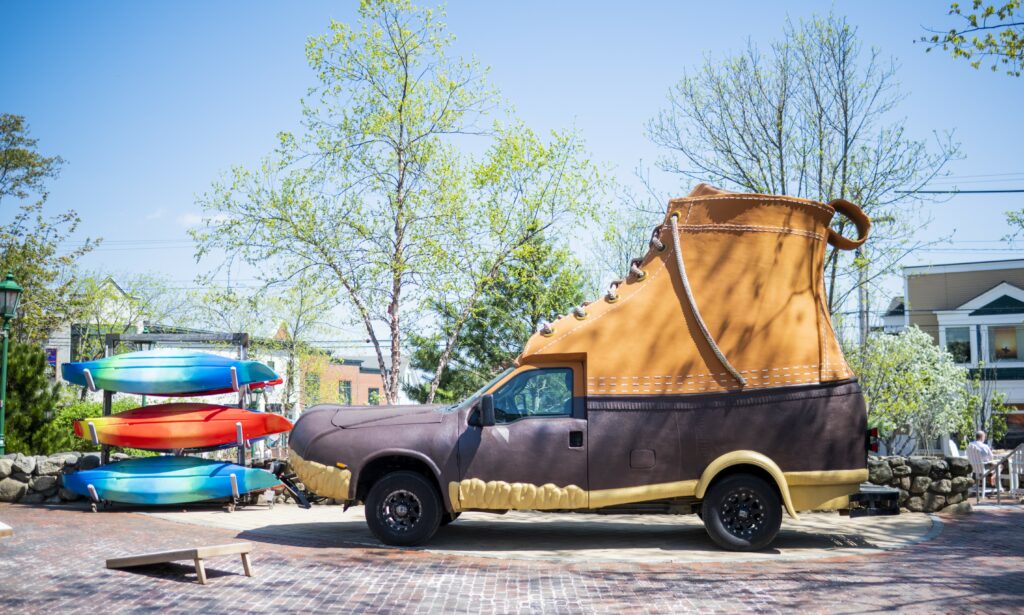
61;349;279;396
62;456;281;505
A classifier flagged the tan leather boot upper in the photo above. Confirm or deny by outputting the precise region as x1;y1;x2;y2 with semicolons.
518;184;870;396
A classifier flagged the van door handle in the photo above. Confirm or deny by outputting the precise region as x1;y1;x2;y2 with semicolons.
569;430;584;448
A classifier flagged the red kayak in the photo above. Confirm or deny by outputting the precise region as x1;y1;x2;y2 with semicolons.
73;403;293;450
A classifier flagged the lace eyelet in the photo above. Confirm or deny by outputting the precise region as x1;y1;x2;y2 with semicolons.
605;292;619;304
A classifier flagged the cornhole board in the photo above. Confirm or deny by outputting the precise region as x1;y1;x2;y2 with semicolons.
0;521;12;538
106;542;253;585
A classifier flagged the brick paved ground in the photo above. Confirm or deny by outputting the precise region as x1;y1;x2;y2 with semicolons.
0;502;1022;614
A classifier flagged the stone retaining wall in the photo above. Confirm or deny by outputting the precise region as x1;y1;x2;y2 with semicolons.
0;452;111;504
867;455;974;513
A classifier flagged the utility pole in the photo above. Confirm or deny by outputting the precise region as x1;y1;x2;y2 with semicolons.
857;247;869;347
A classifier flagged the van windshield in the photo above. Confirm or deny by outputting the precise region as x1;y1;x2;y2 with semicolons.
440;367;514;413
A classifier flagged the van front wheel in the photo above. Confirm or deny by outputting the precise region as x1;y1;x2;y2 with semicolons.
365;471;442;546
701;474;782;551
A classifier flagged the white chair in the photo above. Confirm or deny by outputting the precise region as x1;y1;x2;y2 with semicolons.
966;443;994;502
942;438;961;458
1008;444;1024;496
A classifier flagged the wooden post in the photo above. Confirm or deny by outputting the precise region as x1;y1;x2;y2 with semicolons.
194;558;207;585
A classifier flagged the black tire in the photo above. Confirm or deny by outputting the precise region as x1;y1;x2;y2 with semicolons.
440;511;461;526
701;473;782;551
365;471;442;546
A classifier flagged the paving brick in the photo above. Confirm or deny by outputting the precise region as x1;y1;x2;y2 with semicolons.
0;503;1022;613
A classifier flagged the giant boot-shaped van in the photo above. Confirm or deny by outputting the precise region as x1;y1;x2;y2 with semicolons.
288;184;877;551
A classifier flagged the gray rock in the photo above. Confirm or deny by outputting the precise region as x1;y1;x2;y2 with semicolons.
951;476;973;493
868;459;893;484
9;471;30;483
79;454;101;470
897;476;911;491
0;458;11;480
905;496;924;512
908;457;932;476
61;453;80;469
949;457;972;477
30;475;58;492
44;495;61;504
947;492;964;506
929;460;950;479
35;456;65;476
929;478;952;494
922;492;946;512
20;492;45;504
940;501;972;515
58;487;81;501
891;464;912;477
0;478;27;502
910;475;932;495
887;456;907;468
111;452;131;462
10;453;35;475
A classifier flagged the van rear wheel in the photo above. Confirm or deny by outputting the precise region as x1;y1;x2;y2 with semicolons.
701;473;782;551
365;471;442;546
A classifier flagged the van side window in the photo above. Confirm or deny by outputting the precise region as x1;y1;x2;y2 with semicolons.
492;368;573;423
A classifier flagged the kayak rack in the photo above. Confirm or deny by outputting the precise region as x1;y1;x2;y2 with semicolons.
78;332;285;514
82;368;99;392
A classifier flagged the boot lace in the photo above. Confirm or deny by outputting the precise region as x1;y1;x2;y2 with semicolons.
539;214;746;388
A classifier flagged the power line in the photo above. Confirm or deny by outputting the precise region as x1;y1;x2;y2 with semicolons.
896;189;1024;194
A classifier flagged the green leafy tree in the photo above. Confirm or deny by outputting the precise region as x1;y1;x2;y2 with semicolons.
924;1;1024;76
646;14;959;331
4;342;63;454
192;1;601;404
848;327;971;453
263;275;339;416
956;362;1010;446
73;273;191;362
0;113;98;343
38;398;146;455
406;231;589;403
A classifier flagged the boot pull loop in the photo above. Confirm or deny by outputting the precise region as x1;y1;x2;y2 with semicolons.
826;198;871;251
669;214;747;388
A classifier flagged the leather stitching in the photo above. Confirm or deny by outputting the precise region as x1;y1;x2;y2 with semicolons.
668;195;835;216
678;224;823;240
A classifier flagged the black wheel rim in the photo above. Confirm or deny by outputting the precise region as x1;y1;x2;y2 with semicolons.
718;486;767;540
381;489;422;533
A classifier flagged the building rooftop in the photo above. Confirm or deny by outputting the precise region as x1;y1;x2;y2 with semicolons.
904;258;1024;275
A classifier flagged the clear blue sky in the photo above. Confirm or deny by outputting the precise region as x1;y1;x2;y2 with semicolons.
2;1;1022;301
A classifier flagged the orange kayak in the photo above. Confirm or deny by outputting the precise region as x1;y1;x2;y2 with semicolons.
73;403;293;450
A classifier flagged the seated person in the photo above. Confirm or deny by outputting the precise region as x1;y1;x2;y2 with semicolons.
967;430;996;488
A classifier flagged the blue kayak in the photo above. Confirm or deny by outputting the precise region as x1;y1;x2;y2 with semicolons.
61;349;279;396
63;456;281;505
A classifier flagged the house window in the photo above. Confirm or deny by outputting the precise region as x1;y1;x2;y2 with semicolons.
305;373;321;404
338;380;352;405
368;388;380;405
945;327;971;363
988;325;1024;362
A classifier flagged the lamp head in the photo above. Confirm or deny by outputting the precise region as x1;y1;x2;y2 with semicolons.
0;272;23;321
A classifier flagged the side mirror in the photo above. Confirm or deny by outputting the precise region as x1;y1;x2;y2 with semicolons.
479;394;496;427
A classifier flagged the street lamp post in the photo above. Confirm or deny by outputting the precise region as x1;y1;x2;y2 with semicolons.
0;272;24;456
